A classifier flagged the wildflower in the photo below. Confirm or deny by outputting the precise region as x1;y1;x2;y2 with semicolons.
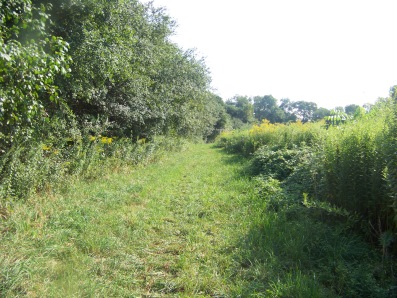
101;137;113;144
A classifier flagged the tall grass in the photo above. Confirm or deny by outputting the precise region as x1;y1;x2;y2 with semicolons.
228;176;396;297
0;120;186;210
216;99;397;251
322;114;389;231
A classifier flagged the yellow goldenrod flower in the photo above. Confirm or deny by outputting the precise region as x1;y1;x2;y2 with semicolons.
101;137;113;144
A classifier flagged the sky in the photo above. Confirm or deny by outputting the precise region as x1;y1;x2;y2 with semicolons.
144;0;397;109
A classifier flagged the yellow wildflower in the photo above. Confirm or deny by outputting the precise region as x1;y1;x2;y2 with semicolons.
101;137;113;144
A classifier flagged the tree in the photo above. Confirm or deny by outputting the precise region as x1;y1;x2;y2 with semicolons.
33;0;216;139
225;96;255;126
253;95;285;123
0;0;71;148
280;98;298;122
384;86;397;233
313;107;331;121
291;101;318;122
345;104;360;115
334;106;345;113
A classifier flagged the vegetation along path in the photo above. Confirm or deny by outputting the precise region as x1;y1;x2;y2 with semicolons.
1;143;261;297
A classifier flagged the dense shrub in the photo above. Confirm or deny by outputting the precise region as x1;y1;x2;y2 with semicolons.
322;115;390;232
251;145;312;180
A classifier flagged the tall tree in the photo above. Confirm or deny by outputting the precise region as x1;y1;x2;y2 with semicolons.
384;85;397;231
291;101;318;122
280;98;298;122
32;0;216;139
253;95;285;123
313;107;331;121
225;96;255;125
345;104;360;115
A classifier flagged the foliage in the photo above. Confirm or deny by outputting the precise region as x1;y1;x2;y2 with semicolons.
384;86;397;239
345;104;360;115
290;100;318;122
229;173;395;297
324;109;351;128
280;98;298;122
225;96;255;127
33;0;219;140
251;145;313;180
0;0;228;209
253;95;285;123
225;94;336;125
313;107;331;121
322;115;387;221
217;119;323;156
217;94;397;253
0;0;72;149
0;118;186;203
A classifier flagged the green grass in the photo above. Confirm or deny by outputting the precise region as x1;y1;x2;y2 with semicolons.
1;143;395;297
0;143;256;297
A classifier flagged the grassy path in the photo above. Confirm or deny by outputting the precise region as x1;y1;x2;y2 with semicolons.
1;143;258;297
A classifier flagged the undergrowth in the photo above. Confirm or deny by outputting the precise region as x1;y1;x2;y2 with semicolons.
0;117;187;217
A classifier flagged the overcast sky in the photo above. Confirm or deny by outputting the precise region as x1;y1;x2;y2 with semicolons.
145;0;397;109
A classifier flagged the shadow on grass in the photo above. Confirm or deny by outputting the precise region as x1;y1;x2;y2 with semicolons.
213;145;396;297
227;205;397;297
210;144;254;178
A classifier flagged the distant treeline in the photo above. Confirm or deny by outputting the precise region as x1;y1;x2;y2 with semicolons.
224;95;369;129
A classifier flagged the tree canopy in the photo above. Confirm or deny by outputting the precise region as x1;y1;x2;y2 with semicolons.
1;0;228;149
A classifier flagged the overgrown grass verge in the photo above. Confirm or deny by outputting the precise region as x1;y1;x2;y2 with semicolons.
228;176;396;297
0;133;187;209
214;100;397;296
216;99;397;251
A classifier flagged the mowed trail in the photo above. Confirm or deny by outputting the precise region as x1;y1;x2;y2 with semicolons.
120;143;256;296
1;143;257;297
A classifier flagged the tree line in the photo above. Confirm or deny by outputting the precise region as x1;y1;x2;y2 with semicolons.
224;95;367;128
1;0;229;151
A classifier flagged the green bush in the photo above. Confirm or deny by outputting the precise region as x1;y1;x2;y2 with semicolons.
251;144;312;180
321;109;392;241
